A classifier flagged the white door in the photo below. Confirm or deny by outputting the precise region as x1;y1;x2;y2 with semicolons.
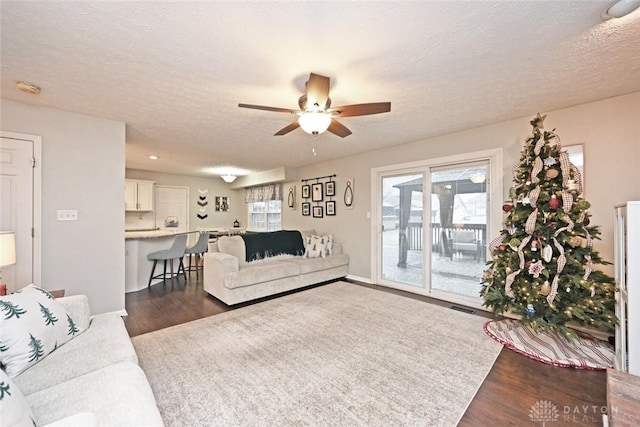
0;134;39;291
155;186;189;233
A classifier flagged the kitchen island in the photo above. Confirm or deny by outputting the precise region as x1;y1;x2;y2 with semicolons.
125;230;198;293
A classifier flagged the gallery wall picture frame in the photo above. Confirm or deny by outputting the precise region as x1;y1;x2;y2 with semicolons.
344;178;354;209
325;181;335;197
302;184;311;199
326;200;336;216
312;183;324;202
287;187;295;208
215;196;230;212
312;205;324;218
302;202;311;216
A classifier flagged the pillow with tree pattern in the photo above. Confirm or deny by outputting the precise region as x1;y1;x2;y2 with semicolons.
0;285;83;377
0;367;36;426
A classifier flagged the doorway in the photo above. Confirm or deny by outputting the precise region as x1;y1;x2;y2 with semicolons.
0;131;42;291
372;149;501;307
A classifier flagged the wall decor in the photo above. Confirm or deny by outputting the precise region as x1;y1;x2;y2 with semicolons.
215;196;230;212
312;205;323;218
302;202;311;216
312;183;323;202
325;181;335;197
302;184;310;199
344;179;354;209
287;187;296;208
326;200;336;216
197;188;209;219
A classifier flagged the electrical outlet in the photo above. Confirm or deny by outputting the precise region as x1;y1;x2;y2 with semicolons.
57;210;78;221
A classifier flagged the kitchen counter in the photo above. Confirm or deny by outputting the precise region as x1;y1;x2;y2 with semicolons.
125;229;197;240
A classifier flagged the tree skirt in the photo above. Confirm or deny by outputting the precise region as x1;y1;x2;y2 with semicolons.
484;319;614;370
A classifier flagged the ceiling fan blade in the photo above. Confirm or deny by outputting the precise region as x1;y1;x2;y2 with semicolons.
327;119;352;138
305;73;330;109
274;121;301;136
238;103;297;114
328;102;391;117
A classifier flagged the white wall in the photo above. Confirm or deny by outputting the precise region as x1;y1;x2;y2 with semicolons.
284;92;640;280
126;169;245;235
1;99;126;315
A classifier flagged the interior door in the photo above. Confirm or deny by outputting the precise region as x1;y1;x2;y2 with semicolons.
155;186;189;233
0;136;34;291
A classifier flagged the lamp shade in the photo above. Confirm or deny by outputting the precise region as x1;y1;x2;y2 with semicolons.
221;174;237;183
0;232;16;267
298;112;332;135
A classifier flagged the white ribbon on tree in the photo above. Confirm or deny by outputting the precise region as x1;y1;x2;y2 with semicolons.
547;237;567;305
525;208;539;235
489;234;506;256
534;133;546;155
505;269;521;298
531;157;543;184
529;186;541;208
518;235;533;269
562;190;573;212
583;254;594;281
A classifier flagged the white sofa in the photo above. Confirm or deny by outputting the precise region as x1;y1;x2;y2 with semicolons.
13;295;163;426
203;230;349;305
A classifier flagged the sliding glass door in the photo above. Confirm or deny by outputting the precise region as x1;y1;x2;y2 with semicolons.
380;174;424;287
373;150;500;307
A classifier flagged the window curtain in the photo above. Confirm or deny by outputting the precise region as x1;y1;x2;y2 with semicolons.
245;183;283;203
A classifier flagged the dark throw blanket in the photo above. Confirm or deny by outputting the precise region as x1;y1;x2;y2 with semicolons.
241;230;305;262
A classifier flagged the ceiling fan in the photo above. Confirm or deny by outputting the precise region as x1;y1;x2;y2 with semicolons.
238;73;391;138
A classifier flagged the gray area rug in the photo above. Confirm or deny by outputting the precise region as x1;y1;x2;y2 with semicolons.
132;282;502;426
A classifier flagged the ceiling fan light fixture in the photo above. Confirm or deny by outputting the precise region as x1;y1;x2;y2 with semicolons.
298;112;332;135
221;174;237;183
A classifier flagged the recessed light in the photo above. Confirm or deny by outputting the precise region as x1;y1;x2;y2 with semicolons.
16;81;41;94
602;0;640;19
148;155;159;160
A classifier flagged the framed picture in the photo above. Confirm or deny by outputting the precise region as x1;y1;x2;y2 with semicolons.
302;184;310;199
302;202;311;216
312;183;323;202
326;200;336;216
325;181;335;197
312;205;323;218
215;196;230;212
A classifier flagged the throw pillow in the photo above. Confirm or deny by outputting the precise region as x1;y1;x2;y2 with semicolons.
0;368;36;427
304;235;332;259
0;285;83;377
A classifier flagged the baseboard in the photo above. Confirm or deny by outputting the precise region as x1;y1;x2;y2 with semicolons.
345;274;374;284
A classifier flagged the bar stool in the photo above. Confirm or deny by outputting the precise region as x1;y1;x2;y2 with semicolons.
147;234;188;288
184;232;210;279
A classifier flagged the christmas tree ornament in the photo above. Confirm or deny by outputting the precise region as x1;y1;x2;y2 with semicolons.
567;179;578;192
507;225;518;235
545;169;559;179
549;194;559;209
528;260;544;278
542;244;553;262
530;113;547;130
502;203;513;213
541;281;551;296
544;157;558;167
566;287;571;292
583;217;590;226
524;304;536;317
531;241;538;251
577;200;591;210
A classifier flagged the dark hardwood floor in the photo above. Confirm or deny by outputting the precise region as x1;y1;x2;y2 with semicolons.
124;276;607;426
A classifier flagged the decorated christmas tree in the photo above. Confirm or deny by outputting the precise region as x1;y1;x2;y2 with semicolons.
481;114;616;335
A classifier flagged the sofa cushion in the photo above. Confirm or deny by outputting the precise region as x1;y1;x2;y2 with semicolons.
217;235;246;265
42;412;97;427
0;368;36;427
224;261;300;290
15;312;138;396
26;362;163;427
0;285;84;377
286;254;349;274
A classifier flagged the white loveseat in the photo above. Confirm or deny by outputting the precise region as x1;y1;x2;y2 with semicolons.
10;294;163;426
203;230;349;305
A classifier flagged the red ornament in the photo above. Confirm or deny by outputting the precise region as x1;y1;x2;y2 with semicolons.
502;204;513;213
549;194;559;209
583;217;590;226
498;244;506;252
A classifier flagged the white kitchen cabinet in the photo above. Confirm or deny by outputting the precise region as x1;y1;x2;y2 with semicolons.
614;201;640;375
125;179;155;211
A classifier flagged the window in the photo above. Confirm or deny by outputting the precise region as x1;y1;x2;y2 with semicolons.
245;183;283;231
248;200;281;231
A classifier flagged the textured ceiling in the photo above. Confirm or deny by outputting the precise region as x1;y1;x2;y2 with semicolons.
1;1;639;178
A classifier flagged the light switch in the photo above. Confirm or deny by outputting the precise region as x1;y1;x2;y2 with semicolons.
57;210;78;221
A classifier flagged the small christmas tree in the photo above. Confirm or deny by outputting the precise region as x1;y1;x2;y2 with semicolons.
481;114;616;335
